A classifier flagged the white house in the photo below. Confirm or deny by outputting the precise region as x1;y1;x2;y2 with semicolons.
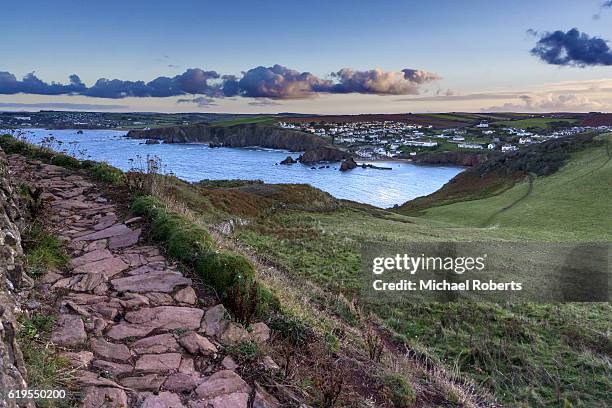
487;143;496;150
502;145;518;152
476;122;489;128
458;143;484;149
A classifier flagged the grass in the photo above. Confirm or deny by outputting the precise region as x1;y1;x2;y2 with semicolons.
228;134;612;406
18;314;77;408
493;117;577;129
22;223;69;276
419;134;612;241
211;116;278;127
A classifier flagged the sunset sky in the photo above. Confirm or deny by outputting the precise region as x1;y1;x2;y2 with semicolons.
2;0;612;113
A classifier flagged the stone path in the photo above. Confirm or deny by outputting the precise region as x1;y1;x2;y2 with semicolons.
9;156;281;408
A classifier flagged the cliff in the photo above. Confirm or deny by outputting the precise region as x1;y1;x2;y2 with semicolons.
127;123;351;163
0;146;29;406
412;151;489;167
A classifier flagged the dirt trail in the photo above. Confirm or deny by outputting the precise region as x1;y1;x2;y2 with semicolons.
9;154;281;408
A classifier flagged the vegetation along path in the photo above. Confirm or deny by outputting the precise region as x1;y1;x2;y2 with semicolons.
8;154;280;408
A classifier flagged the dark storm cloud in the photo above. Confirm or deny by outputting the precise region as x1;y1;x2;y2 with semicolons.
0;72;86;95
530;28;612;66
0;102;127;110
83;68;221;98
0;65;440;100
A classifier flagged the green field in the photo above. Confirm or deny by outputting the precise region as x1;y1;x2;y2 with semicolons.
230;134;612;406
210;115;278;127
493;117;578;129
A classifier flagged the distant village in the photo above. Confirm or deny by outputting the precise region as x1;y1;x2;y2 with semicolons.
278;120;612;159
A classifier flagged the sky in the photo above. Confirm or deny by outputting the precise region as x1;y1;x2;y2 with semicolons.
1;0;612;113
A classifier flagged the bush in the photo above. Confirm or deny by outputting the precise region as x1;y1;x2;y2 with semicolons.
87;162;125;184
382;373;416;408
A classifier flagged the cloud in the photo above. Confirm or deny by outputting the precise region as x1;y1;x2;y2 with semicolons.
247;98;282;106
228;65;332;99
485;93;604;112
176;96;218;107
0;102;127;110
0;72;86;95
0;65;439;100
530;28;612;66
328;68;440;95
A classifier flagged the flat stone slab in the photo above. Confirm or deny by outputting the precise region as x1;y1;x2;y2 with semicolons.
74;223;131;241
92;360;134;376
135;353;182;373
111;271;191;293
70;248;112;268
108;228;141;249
90;337;132;361
106;323;156;340
131;333;181;354
51;314;87;347
82;387;128;408
124;306;204;331
142;391;186;408
195;370;250;400
73;256;129;278
179;332;217;355
120;374;166;392
93;214;118;231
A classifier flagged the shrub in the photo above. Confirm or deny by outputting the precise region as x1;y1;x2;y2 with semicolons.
87;162;125;184
382;373;416;408
50;154;80;169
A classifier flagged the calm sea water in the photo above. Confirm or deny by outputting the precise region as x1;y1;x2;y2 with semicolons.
11;129;463;208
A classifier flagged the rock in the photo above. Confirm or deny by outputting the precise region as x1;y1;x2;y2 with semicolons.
82;387;128;408
72;256;129;278
59;351;94;368
76;370;128;389
135;353;182;373
195;370;250;399
300;146;351;164
92;360;134;376
90;337;132;361
174;286;197;305
145;139;161;145
40;270;63;284
253;383;282;408
108;228;141;249
74;223;131;241
262;356;280;371
51;314;87;346
280;156;296;165
120;374;166;391
106;322;156;340
71;273;108;292
145;292;175;306
125;216;142;225
163;373;201;393
111;271;191;293
251;322;270;343
202;392;249;408
178;332;218;355
218;322;249;346
124;306;203;331
142;392;186;408
70;248;112;268
119;292;150;310
339;157;358;171
178;357;195;374
131;333;181;354
201;305;226;336
221;356;238;370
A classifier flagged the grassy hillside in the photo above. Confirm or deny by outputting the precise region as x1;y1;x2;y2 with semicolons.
415;133;612;241
492;117;578;129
